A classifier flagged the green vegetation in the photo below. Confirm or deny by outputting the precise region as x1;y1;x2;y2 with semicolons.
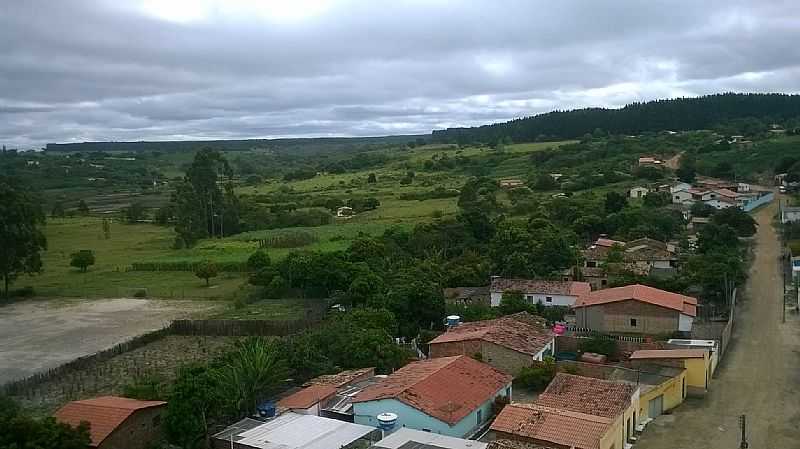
0;177;47;298
69;250;95;273
0;396;91;449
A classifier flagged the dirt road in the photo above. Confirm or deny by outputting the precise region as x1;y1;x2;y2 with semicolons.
0;298;217;384
638;201;800;448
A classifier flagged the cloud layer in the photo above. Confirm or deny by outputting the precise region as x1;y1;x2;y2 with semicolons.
2;0;800;148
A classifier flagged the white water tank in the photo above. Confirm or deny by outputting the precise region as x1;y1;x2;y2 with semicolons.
377;412;398;432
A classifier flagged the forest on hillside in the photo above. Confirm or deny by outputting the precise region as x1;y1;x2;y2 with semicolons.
432;93;800;144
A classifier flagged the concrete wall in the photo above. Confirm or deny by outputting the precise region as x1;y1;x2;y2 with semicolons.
99;406;165;449
742;192;774;212
491;292;576;307
353;384;511;438
576;300;680;335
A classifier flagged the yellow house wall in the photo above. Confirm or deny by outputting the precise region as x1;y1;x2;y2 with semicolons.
638;370;687;420
601;390;639;449
599;421;620;449
684;355;710;390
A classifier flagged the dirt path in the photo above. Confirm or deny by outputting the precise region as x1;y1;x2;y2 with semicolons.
637;201;800;448
0;298;218;384
664;152;683;170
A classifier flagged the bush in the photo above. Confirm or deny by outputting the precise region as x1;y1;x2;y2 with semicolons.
515;357;556;391
247;251;271;271
131;261;248;272
578;336;617;356
70;250;95;273
194;260;218;286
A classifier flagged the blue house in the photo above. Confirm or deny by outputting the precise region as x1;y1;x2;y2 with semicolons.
351;355;513;438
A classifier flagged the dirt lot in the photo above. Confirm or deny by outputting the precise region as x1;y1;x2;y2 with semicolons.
638;201;800;448
0;298;218;384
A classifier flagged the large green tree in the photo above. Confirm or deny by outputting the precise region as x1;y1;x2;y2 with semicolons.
0;396;90;449
0;178;47;298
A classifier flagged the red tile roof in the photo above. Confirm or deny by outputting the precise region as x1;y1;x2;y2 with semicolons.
491;278;591;297
594;238;626;248
573;284;697;317
278;384;338;409
536;373;635;418
629;349;707;360
54;396;166;447
305;367;375;388
491;403;611;449
352;355;511;425
713;188;740;198
428;312;553;357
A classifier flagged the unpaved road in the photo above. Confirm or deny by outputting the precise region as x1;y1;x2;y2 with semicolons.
0;298;218;384
638;201;800;448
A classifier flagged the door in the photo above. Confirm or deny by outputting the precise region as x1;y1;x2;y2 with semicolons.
648;394;664;418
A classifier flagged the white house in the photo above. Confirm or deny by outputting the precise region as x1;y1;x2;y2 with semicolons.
737;182;751;193
629;186;649;199
489;278;591;307
672;189;694;204
670;182;692;194
704;199;735;210
781;206;800;224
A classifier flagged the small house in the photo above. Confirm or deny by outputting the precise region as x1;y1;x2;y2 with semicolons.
443;286;490;306
337;206;355;218
670;182;692;194
687;188;712;201
428;312;554;375
629;186;649;199
782;206;800;224
490;278;591;308
352;355;512;437
638;157;662;167
629;349;711;396
492;373;639;449
499;179;525;188
211;413;382;449
672;189;694;204
54;396;167;449
573;284;697;335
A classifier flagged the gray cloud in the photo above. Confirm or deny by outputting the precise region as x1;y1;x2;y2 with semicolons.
2;0;800;148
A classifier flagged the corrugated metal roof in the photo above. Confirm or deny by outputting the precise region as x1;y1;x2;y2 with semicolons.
233;413;377;449
374;428;487;449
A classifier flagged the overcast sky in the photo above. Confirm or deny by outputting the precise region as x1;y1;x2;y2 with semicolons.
2;0;800;148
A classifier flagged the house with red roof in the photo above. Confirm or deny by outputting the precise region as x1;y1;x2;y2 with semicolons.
490;278;591;308
351;355;512;438
573;284;697;335
490;373;639;449
54;396;166;449
428;312;554;375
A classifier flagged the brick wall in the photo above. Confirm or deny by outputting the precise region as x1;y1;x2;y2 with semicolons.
99;406;165;449
555;336;666;361
600;300;680;334
429;340;533;376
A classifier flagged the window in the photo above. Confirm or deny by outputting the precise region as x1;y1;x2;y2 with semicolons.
682;378;686;398
477;409;483;424
601;279;608;287
545;296;553;303
422;428;431;432
630;318;638;327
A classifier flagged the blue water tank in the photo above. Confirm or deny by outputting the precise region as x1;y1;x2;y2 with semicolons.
446;315;461;327
256;401;276;418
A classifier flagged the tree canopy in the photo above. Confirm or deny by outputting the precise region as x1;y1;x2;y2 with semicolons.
0;177;47;298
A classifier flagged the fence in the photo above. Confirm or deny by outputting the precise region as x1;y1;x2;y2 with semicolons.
742;192;775;212
0;318;321;397
565;325;646;343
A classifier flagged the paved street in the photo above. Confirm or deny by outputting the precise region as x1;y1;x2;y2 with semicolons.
638;201;800;448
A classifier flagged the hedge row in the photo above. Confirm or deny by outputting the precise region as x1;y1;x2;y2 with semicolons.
130;260;249;272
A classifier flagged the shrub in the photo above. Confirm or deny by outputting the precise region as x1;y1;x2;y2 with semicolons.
515;357;556;391
70;250;95;273
578;336;617;356
131;261;248;272
194;260;218;286
247;251;271;271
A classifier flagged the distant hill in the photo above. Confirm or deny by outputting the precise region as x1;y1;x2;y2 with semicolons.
45;135;426;155
432;93;800;144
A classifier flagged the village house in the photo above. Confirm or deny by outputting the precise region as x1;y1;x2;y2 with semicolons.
276;367;379;420
352;355;512;438
580;237;678;280
629;349;712;396
672;188;694;205
782;205;800;224
687;188;712;202
638;157;662;167
490;278;591;308
573;284;697;335
491;373;639;449
211;413;382;449
54;396;167;449
428;312;554;375
499;179;525;188
670;182;692;194
629;186;649;199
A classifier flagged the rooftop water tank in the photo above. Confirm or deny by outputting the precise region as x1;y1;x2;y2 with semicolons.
256;401;276;419
446;315;461;328
376;412;398;432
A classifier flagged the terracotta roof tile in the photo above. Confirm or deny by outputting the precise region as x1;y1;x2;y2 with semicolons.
491;403;611;449
305;367;375;388
573;284;697;317
352;356;511;425
491;278;591;297
629;349;707;360
277;384;338;409
54;396;166;447
594;238;626;248
428;312;553;357
536;373;635;418
487;440;560;449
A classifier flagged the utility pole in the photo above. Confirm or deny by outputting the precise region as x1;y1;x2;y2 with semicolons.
738;414;748;449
